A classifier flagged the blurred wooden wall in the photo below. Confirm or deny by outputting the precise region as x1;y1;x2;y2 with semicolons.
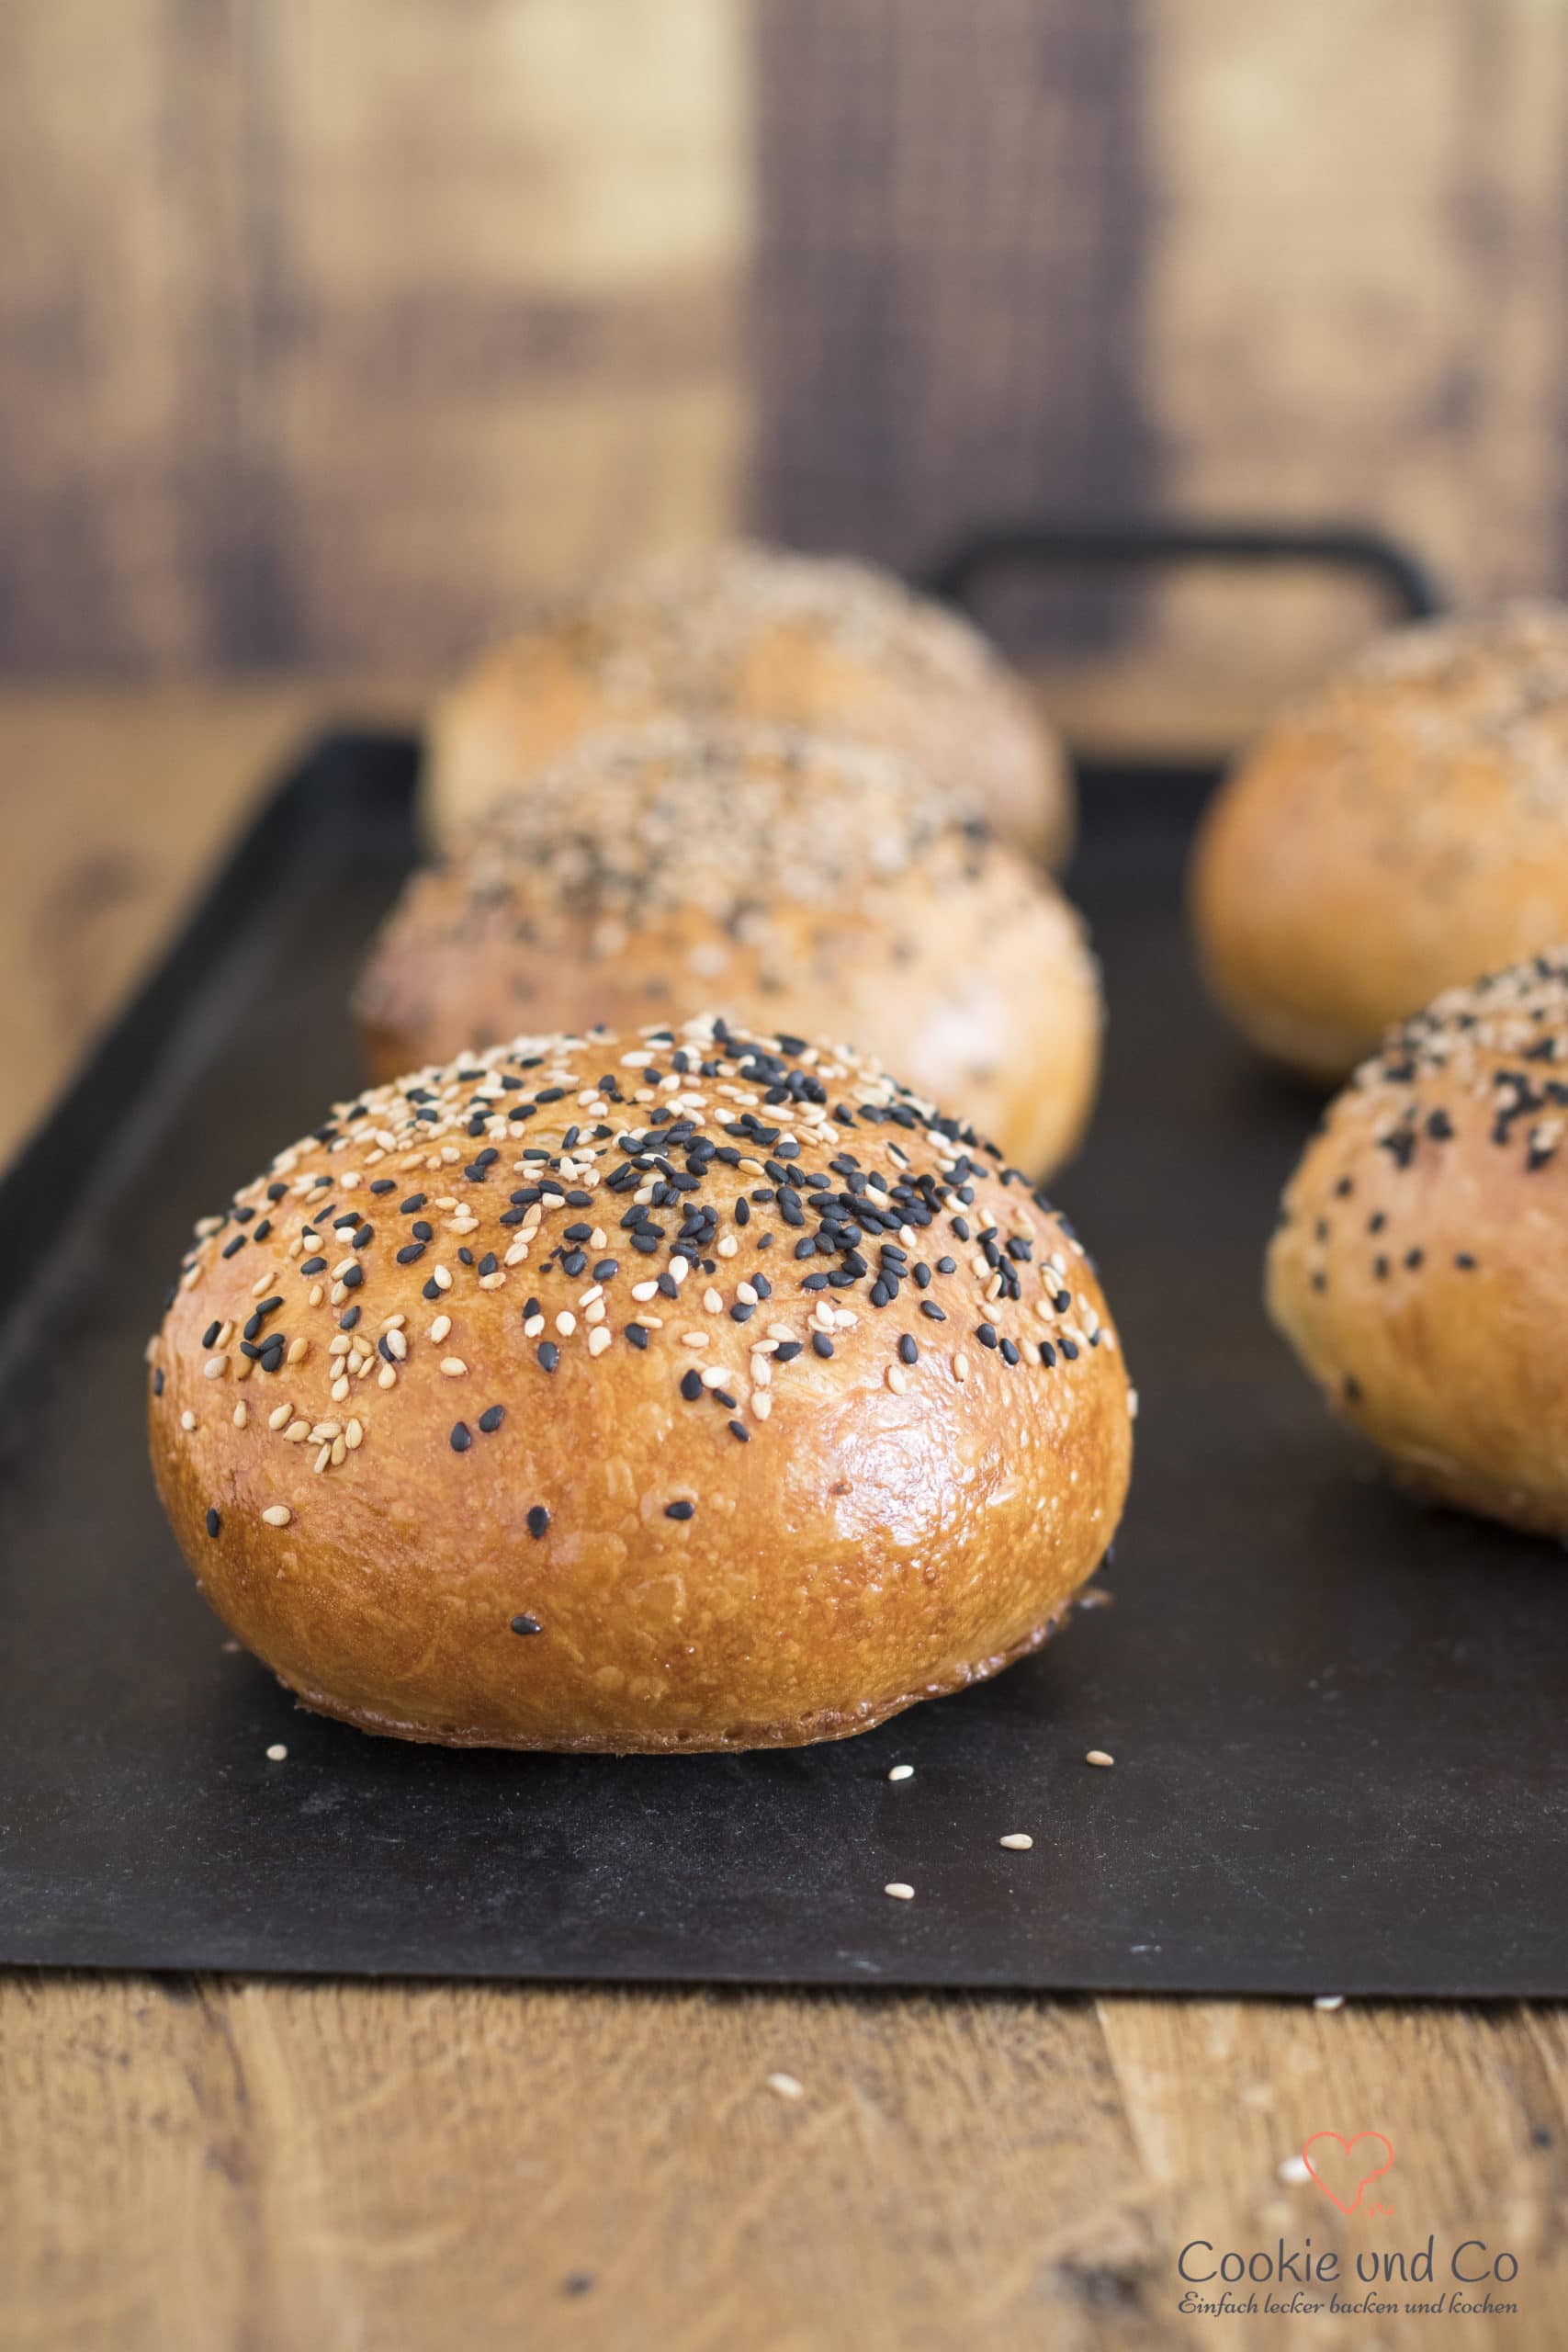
3;0;1567;742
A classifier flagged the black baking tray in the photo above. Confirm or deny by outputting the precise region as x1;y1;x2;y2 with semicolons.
2;722;1565;1996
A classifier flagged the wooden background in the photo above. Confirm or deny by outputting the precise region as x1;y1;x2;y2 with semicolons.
4;0;1568;736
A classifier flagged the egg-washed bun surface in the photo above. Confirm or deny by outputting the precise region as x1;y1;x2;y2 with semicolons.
425;540;1071;865
1192;604;1568;1079
1268;951;1568;1538
149;1018;1133;1751
358;724;1100;1180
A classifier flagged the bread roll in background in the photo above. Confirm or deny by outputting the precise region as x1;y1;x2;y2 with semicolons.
1268;951;1568;1539
148;1017;1133;1751
359;723;1101;1179
425;540;1072;865
1191;604;1568;1080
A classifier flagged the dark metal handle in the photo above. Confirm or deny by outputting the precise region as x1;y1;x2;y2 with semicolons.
923;519;1445;625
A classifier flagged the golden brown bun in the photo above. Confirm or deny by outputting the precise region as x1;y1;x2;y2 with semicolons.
426;540;1072;865
1192;604;1568;1079
358;724;1101;1179
1268;951;1568;1538
148;1016;1133;1750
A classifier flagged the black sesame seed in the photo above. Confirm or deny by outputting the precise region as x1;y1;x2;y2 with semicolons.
537;1342;559;1373
152;1367;164;1396
450;1422;472;1453
897;1334;918;1364
526;1505;549;1539
397;1242;425;1265
206;1507;221;1538
510;1614;542;1636
811;1332;834;1359
681;1369;703;1400
665;1500;695;1521
919;1301;946;1321
479;1405;505;1434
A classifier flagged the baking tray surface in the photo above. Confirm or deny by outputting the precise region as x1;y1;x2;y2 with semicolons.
1;735;1563;1994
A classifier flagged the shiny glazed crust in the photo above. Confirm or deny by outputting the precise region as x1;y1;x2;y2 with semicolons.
424;541;1072;865
356;724;1101;1178
148;1016;1134;1750
1267;952;1568;1538
1192;603;1568;1079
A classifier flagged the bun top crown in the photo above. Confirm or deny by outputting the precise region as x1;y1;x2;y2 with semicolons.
426;539;1067;863
1351;948;1568;1121
154;1016;1121;1536
1272;600;1568;803
517;540;1013;706
424;720;981;925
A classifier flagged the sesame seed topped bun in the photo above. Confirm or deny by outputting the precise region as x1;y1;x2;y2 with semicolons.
1268;948;1568;1537
148;1016;1133;1751
425;540;1071;865
1191;602;1568;1079
357;722;1100;1178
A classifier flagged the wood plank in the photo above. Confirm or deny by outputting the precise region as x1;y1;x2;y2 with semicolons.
0;682;424;1168
6;1975;1567;2349
260;0;752;666
1144;0;1568;685
0;1976;1160;2352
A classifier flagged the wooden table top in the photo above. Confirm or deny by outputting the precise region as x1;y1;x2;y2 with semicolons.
1;684;1563;2352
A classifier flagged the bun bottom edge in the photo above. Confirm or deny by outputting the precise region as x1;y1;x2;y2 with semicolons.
269;1604;1075;1755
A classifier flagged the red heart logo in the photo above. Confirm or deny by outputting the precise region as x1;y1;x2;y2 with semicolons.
1302;2131;1395;2214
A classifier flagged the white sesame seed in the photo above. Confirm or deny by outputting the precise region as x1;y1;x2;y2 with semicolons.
384;1329;407;1359
884;1882;915;1901
180;1409;197;1431
429;1314;452;1343
588;1328;612;1357
1313;1995;1345;2012
765;2073;804;2101
1085;1749;1115;1769
232;1403;247;1429
203;1353;229;1380
261;1506;291;1528
631;1280;659;1302
999;1834;1033;1851
554;1312;576;1338
268;1403;292;1430
700;1365;730;1389
377;1366;396;1389
887;1764;914;1781
286;1338;309;1365
886;1363;908;1395
953;1353;970;1383
265;1743;288;1762
345;1419;364;1449
1278;2155;1312;2187
440;1357;468;1377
